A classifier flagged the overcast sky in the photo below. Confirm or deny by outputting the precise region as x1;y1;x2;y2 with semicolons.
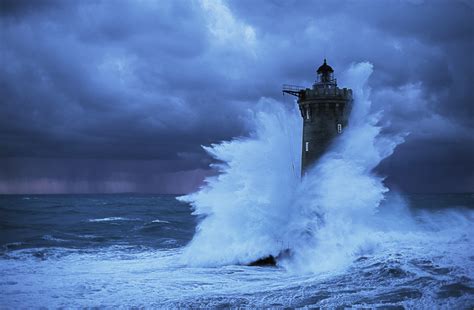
0;0;473;194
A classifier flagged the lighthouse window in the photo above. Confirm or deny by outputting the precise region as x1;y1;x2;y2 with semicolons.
337;123;342;133
305;142;309;152
306;108;310;120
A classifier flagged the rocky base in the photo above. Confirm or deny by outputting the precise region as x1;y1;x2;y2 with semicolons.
247;249;291;267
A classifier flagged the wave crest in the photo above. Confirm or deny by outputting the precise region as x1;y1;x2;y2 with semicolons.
179;62;406;271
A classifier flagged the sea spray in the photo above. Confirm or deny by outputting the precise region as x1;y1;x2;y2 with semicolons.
179;101;302;265
179;62;406;269
288;62;406;272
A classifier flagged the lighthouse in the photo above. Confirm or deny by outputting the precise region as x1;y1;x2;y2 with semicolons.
283;59;353;173
249;60;353;266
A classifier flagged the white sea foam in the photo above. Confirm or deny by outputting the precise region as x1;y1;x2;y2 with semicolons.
1;234;472;308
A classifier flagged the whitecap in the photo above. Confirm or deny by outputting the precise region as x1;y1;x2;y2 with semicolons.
87;217;140;223
151;219;171;224
3;242;23;249
42;235;67;242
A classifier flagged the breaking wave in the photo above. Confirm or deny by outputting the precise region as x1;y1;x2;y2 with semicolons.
179;62;473;273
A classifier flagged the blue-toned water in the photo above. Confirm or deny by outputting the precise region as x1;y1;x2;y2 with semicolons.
2;63;473;308
1;194;194;252
0;193;473;308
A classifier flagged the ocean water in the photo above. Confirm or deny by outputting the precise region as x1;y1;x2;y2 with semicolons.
0;193;473;308
2;63;473;308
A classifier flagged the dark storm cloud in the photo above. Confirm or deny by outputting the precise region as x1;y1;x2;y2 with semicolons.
0;0;472;193
0;0;240;160
227;0;474;192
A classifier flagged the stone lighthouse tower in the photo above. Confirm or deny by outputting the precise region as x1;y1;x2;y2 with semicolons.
283;59;353;173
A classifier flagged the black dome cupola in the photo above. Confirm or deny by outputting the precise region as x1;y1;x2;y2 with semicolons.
316;59;335;84
317;58;334;74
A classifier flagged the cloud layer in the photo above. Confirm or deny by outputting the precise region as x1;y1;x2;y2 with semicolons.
0;0;472;193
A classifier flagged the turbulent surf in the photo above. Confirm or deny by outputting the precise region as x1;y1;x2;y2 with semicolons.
1;63;473;308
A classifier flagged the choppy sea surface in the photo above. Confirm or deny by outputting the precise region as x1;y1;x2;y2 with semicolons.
0;193;473;308
1;63;473;308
